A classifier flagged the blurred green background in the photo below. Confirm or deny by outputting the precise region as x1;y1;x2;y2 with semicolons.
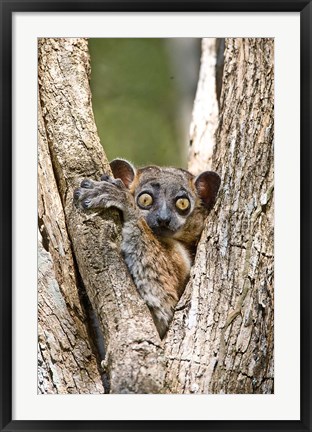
89;38;200;168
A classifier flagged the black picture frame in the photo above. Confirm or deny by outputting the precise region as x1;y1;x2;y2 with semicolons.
1;1;311;431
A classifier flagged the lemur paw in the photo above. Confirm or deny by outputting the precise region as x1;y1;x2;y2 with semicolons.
73;175;134;216
73;178;97;209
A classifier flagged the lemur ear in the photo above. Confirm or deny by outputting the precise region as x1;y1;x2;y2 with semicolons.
109;159;136;188
195;171;221;210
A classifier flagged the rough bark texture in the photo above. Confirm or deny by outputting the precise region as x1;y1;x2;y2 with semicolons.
38;37;274;395
188;38;219;175
38;38;165;394
164;38;274;394
38;233;103;394
38;95;103;394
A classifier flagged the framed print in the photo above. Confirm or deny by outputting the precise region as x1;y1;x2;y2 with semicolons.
1;1;311;431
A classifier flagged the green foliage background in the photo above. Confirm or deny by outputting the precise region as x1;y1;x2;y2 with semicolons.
89;39;199;168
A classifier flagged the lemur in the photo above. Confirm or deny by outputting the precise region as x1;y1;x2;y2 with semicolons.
74;159;220;338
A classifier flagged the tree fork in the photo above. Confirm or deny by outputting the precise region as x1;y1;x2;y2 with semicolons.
38;37;274;395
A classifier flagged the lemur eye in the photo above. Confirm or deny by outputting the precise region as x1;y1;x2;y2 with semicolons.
138;193;153;208
176;197;190;211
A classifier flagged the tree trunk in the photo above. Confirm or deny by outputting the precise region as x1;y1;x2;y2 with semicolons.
164;38;274;394
188;38;220;175
38;93;104;394
38;37;274;394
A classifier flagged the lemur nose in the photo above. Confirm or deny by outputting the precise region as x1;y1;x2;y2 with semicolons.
157;215;171;227
157;206;171;226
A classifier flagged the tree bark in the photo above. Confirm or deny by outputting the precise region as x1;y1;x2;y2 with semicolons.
188;38;220;175
38;37;274;394
38;92;104;394
164;38;274;394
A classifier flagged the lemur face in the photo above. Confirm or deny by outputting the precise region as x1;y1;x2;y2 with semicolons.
132;169;196;237
110;159;221;239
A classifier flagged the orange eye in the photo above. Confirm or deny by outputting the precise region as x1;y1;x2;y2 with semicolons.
176;197;190;211
138;193;153;208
